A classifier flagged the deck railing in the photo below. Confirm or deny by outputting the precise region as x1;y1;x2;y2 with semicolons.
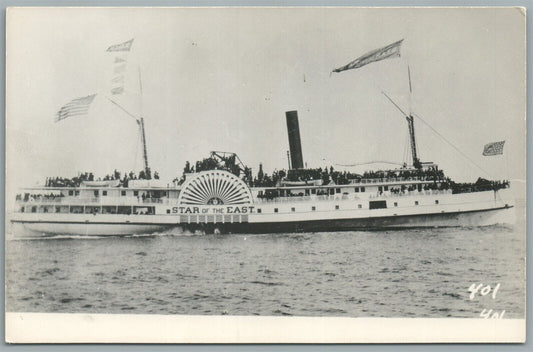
16;197;170;206
16;189;454;207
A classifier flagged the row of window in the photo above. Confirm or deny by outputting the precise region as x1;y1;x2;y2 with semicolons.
254;199;440;213
22;205;155;215
67;190;168;197
257;204;362;213
391;200;439;207
21;199;441;215
68;190;108;196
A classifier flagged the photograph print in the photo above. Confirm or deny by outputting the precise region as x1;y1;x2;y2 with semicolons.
5;7;526;343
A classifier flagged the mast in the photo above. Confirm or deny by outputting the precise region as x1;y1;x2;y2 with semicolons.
139;117;149;173
381;90;421;169
137;68;150;176
107;98;150;176
406;66;421;169
406;115;420;168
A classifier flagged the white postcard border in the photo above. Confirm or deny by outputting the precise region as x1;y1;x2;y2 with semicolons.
5;313;526;343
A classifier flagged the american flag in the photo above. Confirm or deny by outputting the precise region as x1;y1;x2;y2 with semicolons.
55;94;97;122
482;141;505;156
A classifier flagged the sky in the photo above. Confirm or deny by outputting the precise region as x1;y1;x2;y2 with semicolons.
6;7;526;198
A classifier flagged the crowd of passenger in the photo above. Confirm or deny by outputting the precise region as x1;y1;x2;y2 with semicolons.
45;168;160;188
361;166;445;181
451;178;509;194
176;157;253;185
179;156;450;188
16;192;65;202
45;172;94;187
253;165;447;187
176;156;510;198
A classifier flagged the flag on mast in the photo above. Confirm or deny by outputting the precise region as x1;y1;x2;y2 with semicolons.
111;87;125;95
332;39;404;73
482;141;505;156
55;94;97;122
106;39;134;52
107;39;134;95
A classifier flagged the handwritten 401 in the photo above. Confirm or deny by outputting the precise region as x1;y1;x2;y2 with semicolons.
468;283;505;319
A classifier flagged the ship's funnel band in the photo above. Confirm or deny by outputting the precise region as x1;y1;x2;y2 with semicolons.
286;110;304;169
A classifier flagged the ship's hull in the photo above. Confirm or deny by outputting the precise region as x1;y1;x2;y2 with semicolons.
10;205;514;237
178;205;514;234
11;222;174;237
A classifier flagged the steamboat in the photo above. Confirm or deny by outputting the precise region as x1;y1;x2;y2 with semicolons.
10;108;513;236
9;40;514;236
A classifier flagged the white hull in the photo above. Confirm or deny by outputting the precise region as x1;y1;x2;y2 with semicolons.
13;222;174;237
9;202;514;237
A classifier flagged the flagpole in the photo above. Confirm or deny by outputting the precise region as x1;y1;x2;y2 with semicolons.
137;67;150;177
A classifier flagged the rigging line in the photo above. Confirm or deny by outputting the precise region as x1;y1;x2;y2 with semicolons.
138;67;143;96
381;91;408;117
106;97;139;122
412;112;492;178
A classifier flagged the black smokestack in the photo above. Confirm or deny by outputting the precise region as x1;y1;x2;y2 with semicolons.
285;110;304;169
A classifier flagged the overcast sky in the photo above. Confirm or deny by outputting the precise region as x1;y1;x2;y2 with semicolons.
6;7;526;196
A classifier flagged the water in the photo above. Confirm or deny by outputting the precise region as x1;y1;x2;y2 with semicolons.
5;225;525;318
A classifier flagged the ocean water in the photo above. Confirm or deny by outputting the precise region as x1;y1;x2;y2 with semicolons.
5;222;526;319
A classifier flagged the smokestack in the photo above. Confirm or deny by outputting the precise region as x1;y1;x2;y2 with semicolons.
285;110;304;169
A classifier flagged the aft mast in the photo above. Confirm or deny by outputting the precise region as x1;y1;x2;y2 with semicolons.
405;114;421;169
381;89;422;169
406;66;421;169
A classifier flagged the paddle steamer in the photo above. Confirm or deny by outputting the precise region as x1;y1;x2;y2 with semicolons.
10;107;513;236
10;40;514;236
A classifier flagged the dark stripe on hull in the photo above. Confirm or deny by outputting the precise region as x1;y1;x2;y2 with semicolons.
181;206;513;234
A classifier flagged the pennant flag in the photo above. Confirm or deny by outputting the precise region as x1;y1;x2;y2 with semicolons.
482;141;505;156
111;86;124;95
111;75;125;84
332;39;404;74
114;63;126;74
55;94;97;122
106;39;134;52
107;40;133;95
